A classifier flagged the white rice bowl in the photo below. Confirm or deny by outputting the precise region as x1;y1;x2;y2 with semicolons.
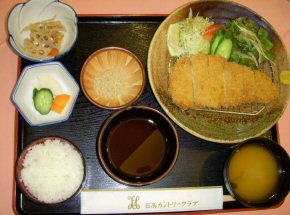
19;138;85;204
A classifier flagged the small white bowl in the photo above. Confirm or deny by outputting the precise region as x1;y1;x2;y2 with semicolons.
12;62;79;126
8;0;78;62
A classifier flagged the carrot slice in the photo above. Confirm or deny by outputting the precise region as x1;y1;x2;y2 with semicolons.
51;103;63;113
54;94;71;107
51;94;71;113
48;48;60;57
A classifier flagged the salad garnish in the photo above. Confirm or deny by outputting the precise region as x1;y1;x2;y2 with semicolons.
167;11;213;56
227;18;275;68
167;13;276;69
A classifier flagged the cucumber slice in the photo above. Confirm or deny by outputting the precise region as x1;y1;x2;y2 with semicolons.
210;35;223;54
214;32;233;59
215;38;233;60
210;29;226;54
33;88;54;115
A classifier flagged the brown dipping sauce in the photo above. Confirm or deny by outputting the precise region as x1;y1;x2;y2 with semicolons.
107;118;167;178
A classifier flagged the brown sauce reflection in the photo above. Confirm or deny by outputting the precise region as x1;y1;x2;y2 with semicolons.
107;118;166;178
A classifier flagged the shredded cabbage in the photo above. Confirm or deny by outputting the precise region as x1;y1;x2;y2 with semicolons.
178;14;213;55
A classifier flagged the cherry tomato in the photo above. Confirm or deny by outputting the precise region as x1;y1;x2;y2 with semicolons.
203;24;226;42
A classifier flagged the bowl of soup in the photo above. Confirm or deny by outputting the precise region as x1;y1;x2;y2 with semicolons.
224;138;290;208
98;106;179;186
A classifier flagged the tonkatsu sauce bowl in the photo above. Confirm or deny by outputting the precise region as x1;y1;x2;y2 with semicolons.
98;106;179;186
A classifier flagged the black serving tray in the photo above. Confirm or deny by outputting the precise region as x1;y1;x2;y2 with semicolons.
15;16;279;215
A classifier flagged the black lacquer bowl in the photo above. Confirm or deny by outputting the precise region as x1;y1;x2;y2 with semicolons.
98;106;179;186
224;138;290;208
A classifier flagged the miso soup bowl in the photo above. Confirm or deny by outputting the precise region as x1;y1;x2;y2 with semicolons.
224;138;290;208
98;106;179;186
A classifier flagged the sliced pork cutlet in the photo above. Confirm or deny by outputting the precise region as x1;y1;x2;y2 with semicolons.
207;55;226;108
224;62;278;106
254;71;279;104
169;55;279;110
239;64;257;104
224;61;247;107
190;54;210;108
169;57;194;109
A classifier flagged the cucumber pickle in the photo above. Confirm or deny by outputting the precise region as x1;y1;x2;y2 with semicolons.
33;88;54;115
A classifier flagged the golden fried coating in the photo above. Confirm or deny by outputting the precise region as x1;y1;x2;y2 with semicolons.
169;54;279;110
190;54;209;108
169;57;194;109
225;61;247;106
254;71;279;104
239;64;257;104
206;55;226;107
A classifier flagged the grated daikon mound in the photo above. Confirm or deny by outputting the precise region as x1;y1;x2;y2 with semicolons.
20;139;84;203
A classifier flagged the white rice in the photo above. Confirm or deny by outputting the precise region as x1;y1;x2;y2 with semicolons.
20;139;85;203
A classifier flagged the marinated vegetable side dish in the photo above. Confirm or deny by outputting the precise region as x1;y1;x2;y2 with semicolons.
33;88;71;115
167;12;279;111
33;88;54;115
22;17;66;59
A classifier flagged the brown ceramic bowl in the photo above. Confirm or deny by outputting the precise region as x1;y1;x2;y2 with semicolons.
16;137;86;205
224;138;290;208
80;47;146;110
147;0;290;143
98;106;179;186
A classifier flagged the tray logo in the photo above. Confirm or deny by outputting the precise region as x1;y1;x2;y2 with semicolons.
128;195;140;210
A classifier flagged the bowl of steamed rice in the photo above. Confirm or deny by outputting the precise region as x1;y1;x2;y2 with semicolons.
16;137;86;205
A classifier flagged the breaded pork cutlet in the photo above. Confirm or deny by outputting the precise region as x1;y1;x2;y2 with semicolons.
169;57;194;109
190;54;209;108
204;55;225;107
225;61;247;106
169;54;279;110
255;71;279;104
238;64;257;104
